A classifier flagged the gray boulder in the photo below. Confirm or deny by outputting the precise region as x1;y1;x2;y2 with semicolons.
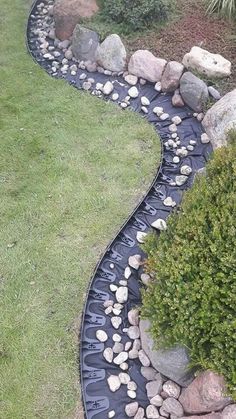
180;71;209;112
161;61;184;92
72;25;99;62
202;89;236;149
96;34;127;72
139;320;194;387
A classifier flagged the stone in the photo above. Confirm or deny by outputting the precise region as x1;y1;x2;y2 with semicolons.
125;74;138;85
128;381;138;391
128;50;167;83
150;395;163;407
141;366;158;381
160;113;170;121
180;72;209;112
155;81;162;92
120;362;129;370
139;349;151;367
180;165;192;176
113;342;124;354
163;380;181;399
175;175;188;186
112;333;121;342
103;347;113;363
125;342;132;351
159;407;169;418
172;116;182;125
127;326;140;340
179;370;232;414
113;351;128;365
181;415;221;419
107;375;121;392
161;61;184;92
172;89;185;107
129;254;142;270
96;329;108;342
201;133;210;144
104;300;113;308
222;404;236;419
134;407;145;419
151;219;167;231
137;231;147;244
119;372;130;385
53;0;98;41
182;46;231;78
65;48;73;60
128;86;139;98
116;286;128;304
197;113;204;122
153;106;164;116
173;156;180;164
163;197;176;207
202;89;236;149
71;25;99;62
146;376;163;398
208;86;221;100
169;124;177;133
96;34;127;72
108;411;115;418
141;273;151;286
111;92;119;101
110;284;118;292
124;266;132;279
139;320;194;387
82;81;92;91
103;81;114;95
111;316;122;329
125;402;139;417
146;404;160;418
162;398;184;417
128;308;139;326
141;96;150;106
128;390;137;399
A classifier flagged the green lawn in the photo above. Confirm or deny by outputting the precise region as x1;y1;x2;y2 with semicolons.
0;1;160;418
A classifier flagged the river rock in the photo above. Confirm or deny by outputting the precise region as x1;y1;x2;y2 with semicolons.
103;347;113;363
53;0;98;40
72;25;99;62
128;50;167;83
113;351;128;365
119;372;130;385
96;34;127;72
116;286;128;304
141;366;158;381
129;86;139;98
129;254;142;270
150;394;163;407
146;377;163;398
127;326;140;340
125;74;138;85
181;414;222;419
134;407;145;419
161;61;184;92
139;320;194;387
222;404;236;419
162;380;181;399
139;349;151;367
107;375;121;392
182;46;231;78
179;370;232;414
96;329;108;342
202;89;236;149
111;316;122;329
125;402;139;417
128;308;139;326
151;219;167;231
162;397;184;417
180;72;209;112
103;81;114;95
208;86;221;100
146;404;160;418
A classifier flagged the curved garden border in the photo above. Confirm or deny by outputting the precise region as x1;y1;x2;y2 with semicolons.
26;2;213;418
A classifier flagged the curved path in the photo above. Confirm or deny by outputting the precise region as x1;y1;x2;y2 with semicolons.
27;2;212;418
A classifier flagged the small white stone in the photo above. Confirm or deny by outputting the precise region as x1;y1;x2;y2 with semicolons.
128;86;139;98
119;372;131;385
141;96;150;106
127;381;137;391
139;349;150;367
151;218;167;231
163;197;176;207
180;165;192;176
127;326;140;340
136;231;147;244
171;115;182;125
113;308;121;315
116;286;128;304
187;145;194;151
190;139;196;145
150;394;163;407
141;106;148;114
96;82;103;90
103;347;113;363
197;112;204;122
124;266;132;279
128;254;142;270
111;316;122;329
140;78;147;85
110;263;115;269
173;157;180;165
124;74;138;85
96;330;108;342
154;81;162;92
108;410;115;418
169;123;177;133
120;102;128;108
107;375;121;392
113;351;128;365
160;113;169;121
79;73;87;80
112;333;121;342
146;404;160;418
125;341;132;351
128;308;139;326
141;273;151;286
201;133;210;144
104;300;114;308
112;93;119;101
120;362;129;370
105;306;113;315
103;81;114;95
153;106;163;116
110;284;118;292
176;175;188;186
127;390;136;399
125;402;139;417
71;70;76;76
113;341;124;354
172;133;178;139
119;280;127;287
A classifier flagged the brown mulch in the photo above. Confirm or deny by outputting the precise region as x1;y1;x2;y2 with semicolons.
125;0;236;93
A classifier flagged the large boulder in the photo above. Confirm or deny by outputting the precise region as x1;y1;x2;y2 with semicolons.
161;61;184;92
128;50;167;83
181;414;222;419
96;34;127;72
182;46;231;79
179;370;232;415
72;25;99;62
180;71;209;112
53;0;98;41
222;404;236;419
139;320;194;387
202;89;236;149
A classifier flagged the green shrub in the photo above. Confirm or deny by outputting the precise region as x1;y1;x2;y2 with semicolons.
142;132;236;397
206;0;236;19
101;0;172;31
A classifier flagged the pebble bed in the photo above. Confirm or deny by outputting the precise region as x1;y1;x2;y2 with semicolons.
27;1;213;418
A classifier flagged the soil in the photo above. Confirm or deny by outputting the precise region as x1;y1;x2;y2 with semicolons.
125;0;236;94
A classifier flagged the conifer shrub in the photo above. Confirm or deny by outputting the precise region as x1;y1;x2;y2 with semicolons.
142;132;236;397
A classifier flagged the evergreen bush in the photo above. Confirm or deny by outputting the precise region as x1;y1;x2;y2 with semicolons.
142;132;236;397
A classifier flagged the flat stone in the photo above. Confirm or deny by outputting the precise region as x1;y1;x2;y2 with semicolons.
111;92;119;101
155;81;162;92
183;46;231;78
125;402;139;417
107;375;121;392
120;362;129;370
162;397;184;417
160;113;170;121
128;50;167;83
96;330;108;342
141;366;158;381
128;381;138;391
146;404;160;418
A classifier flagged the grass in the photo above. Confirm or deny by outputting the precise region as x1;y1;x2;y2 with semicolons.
0;1;161;418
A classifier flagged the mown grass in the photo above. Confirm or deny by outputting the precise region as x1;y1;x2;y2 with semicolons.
0;1;161;418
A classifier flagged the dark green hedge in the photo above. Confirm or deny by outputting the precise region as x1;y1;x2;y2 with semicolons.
101;0;172;31
142;132;236;397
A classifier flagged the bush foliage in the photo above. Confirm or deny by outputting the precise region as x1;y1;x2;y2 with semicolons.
142;133;236;397
101;0;172;31
206;0;236;19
